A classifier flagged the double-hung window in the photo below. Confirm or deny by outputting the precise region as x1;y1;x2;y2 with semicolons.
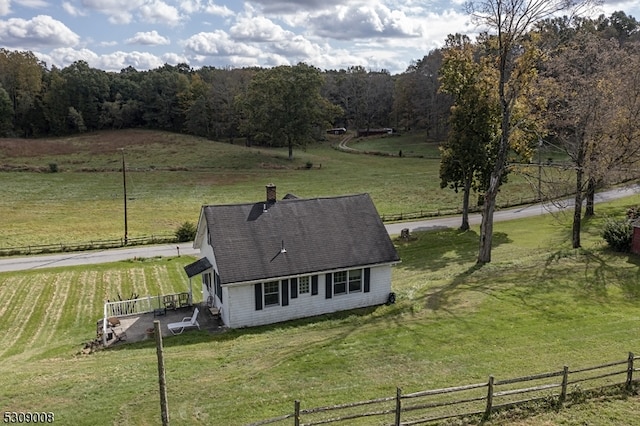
333;271;347;295
332;269;363;295
348;269;362;293
264;281;280;306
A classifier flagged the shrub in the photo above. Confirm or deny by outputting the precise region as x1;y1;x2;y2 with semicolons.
48;163;58;173
602;218;633;252
175;221;197;242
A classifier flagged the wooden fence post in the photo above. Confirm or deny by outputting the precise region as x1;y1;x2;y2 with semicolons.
626;352;635;392
560;365;569;404
294;400;300;426
395;387;402;426
154;320;169;426
484;376;494;421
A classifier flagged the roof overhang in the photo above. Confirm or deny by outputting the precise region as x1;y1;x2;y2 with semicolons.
220;261;400;287
184;257;213;278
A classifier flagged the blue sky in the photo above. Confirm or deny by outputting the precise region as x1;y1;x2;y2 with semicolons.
1;0;638;74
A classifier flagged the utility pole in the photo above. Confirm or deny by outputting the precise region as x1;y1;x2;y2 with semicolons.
120;149;128;245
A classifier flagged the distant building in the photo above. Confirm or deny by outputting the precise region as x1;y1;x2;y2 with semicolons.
327;127;347;135
357;128;394;137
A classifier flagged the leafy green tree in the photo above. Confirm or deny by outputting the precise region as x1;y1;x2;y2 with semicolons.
439;34;501;231
240;63;341;160
61;61;110;131
0;49;44;136
465;0;595;263
0;86;13;136
42;68;70;135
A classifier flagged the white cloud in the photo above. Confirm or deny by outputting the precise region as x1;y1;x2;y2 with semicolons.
0;15;80;48
126;30;170;45
230;15;290;42
15;0;49;7
204;1;233;17
0;0;11;15
161;51;188;65
139;0;183;26
80;0;145;25
62;1;86;16
99;50;165;71
250;0;343;14
308;3;421;40
183;30;261;57
47;46;99;66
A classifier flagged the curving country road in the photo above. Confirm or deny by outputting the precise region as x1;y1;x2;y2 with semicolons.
1;185;639;273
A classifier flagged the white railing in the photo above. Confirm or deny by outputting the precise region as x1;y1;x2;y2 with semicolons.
101;292;191;345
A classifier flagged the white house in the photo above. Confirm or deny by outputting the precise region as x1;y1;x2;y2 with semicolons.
187;184;400;328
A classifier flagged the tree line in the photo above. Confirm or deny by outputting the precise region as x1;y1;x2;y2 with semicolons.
0;51;451;144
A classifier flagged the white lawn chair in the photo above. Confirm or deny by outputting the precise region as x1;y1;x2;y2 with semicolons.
167;307;200;335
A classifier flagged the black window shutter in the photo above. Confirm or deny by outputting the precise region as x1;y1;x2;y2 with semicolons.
254;283;263;311
216;272;223;303
325;273;332;299
364;268;371;293
311;275;318;295
290;277;298;299
282;279;289;306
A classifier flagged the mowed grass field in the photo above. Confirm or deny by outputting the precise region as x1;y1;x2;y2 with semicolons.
0;129;542;247
1;199;640;425
1;129;640;425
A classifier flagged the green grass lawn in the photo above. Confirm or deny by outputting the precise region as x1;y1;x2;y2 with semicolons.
1;194;639;425
0;130;549;248
348;132;443;158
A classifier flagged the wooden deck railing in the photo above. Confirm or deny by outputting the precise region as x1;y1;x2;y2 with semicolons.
101;292;190;345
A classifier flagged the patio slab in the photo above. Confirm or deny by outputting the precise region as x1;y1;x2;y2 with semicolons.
104;303;224;345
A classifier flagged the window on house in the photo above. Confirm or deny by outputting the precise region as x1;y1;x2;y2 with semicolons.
348;269;362;293
299;276;310;294
333;271;347;295
264;281;280;306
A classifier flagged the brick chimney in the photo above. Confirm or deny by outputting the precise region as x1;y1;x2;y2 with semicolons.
266;183;276;204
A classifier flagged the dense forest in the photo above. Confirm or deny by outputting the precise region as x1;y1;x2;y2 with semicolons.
0;11;637;151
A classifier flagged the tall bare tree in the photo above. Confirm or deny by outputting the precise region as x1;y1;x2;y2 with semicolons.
466;0;597;263
544;31;640;248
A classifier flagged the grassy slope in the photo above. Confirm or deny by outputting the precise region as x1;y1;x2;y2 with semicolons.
0;129;541;247
1;130;639;424
1;196;639;425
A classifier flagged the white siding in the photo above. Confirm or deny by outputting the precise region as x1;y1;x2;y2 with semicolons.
225;265;393;328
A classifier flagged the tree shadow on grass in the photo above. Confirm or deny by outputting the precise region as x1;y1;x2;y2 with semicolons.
394;228;511;274
541;247;640;301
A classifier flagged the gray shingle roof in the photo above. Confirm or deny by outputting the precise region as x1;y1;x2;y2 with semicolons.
184;257;213;278
202;193;399;285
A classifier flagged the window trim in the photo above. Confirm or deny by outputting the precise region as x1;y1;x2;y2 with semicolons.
299;276;310;294
263;281;280;307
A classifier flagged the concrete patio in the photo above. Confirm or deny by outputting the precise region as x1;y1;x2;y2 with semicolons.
103;303;224;346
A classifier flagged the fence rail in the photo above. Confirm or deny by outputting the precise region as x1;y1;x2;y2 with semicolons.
0;234;175;257
246;352;638;426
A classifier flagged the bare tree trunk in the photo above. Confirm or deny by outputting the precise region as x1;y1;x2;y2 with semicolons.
478;176;499;263
460;177;472;231
585;176;595;217
572;168;584;248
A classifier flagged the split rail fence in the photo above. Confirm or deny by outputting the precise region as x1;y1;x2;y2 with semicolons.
247;352;638;426
0;234;175;257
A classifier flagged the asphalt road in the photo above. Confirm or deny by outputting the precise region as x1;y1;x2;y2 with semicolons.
1;185;639;273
